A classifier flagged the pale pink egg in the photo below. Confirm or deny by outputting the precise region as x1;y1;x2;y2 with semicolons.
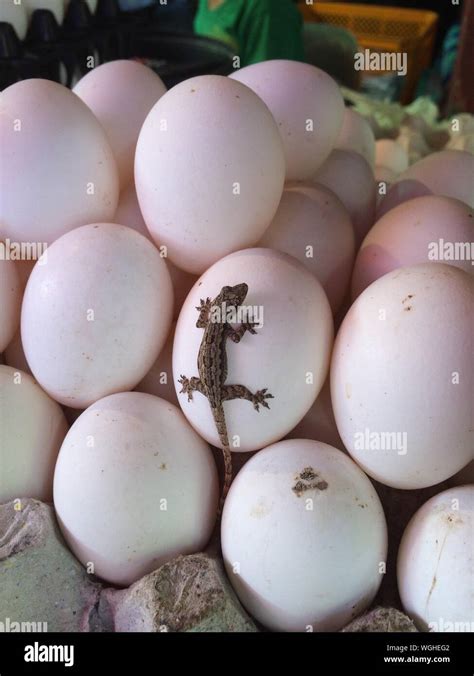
54;392;218;586
173;248;334;452
313;149;376;245
0;365;68;503
352;196;474;298
114;183;197;318
230;60;344;181
0;259;22;353
335;108;375;168
259;183;354;314
21;223;173;408
332;264;473;489
286;378;345;451
135;75;285;274
376;179;432;219
4;330;31;375
396;150;474;208
0;79;119;244
135;322;178;406
74;60;167;190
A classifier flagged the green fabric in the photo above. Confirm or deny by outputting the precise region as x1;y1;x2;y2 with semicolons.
194;0;305;66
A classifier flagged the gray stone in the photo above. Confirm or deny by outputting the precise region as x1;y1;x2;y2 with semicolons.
0;498;103;632
99;552;258;632
342;607;418;633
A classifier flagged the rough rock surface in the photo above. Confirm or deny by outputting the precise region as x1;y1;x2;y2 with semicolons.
342;607;418;632
99;552;258;632
0;498;102;632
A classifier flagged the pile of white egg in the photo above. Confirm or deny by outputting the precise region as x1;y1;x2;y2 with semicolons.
0;56;472;633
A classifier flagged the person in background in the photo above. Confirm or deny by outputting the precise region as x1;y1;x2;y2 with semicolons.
193;0;305;66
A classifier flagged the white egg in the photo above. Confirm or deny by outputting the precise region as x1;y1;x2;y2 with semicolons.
313;149;376;245
135;75;285;274
375;139;408;174
286;378;344;451
21;223;173;408
54;392;218;586
74;60;167;190
259;182;354;314
0;259;22;353
0;0;28;40
376;179;432;219
173;248;333;452
230;60;344;181
396;150;474;208
221;439;387;631
0;79;119;244
352;196;474;298
0;365;68;503
331;264;473;489
114;183;197;319
4;330;31;375
135;322;178;406
335;108;375;168
398;486;473;631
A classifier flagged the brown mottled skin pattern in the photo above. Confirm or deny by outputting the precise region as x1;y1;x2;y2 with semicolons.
178;283;273;511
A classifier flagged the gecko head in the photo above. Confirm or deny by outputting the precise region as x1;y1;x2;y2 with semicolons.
222;283;248;307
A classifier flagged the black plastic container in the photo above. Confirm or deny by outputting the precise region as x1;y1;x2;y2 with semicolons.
0;22;45;90
126;31;235;89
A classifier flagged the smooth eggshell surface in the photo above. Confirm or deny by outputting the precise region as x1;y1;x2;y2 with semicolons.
21;223;173;408
0;79;119;244
135;75;285;274
352;196;474;298
331;264;473;489
135;323;178;406
0;365;68;503
259;183;354;314
397;486;473;631
335;108;375;168
114;184;197;318
0;259;22;353
313;149;376;245
286;378;344;452
54;392;218;586
376;179;433;220
230;60;344;181
221;439;387;631
396;150;474;208
74;60;167;190
173;248;334;452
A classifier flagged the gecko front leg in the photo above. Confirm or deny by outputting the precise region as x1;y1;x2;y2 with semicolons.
178;375;204;402
226;322;257;343
221;384;274;411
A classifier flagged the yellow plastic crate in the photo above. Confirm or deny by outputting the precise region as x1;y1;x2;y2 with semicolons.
299;2;438;102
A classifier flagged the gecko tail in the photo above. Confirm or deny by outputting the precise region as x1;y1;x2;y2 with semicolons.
212;406;233;514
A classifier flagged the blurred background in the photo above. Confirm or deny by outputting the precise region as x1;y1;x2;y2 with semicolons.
0;0;471;115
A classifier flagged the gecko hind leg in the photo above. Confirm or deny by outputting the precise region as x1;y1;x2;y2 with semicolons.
222;384;274;411
178;375;204;402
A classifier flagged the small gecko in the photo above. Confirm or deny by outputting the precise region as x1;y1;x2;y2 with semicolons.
178;283;273;510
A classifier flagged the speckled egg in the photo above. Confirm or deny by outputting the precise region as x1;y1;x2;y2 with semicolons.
54;392;218;586
221;439;387;631
21;223;173;408
173;248;333;452
331;264;473;489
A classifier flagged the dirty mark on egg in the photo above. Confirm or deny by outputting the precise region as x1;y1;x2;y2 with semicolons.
250;501;272;518
292;467;328;496
345;383;351;399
